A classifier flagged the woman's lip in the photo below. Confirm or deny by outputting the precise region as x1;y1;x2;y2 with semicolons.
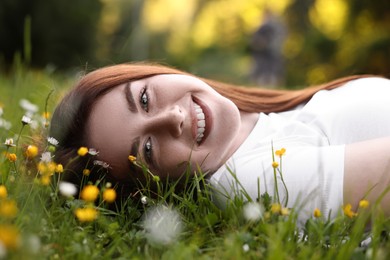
192;96;212;146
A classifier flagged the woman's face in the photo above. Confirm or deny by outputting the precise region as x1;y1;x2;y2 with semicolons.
86;74;244;180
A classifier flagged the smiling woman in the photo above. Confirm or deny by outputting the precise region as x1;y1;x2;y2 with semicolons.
50;63;390;222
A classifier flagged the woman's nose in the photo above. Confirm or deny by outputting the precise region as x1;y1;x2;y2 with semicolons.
148;105;184;137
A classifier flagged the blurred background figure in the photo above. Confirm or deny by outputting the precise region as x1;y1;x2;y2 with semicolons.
250;9;286;88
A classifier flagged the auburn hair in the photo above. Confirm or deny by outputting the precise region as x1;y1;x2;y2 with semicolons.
50;62;371;196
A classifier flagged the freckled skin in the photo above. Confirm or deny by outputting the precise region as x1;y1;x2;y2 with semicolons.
86;74;259;180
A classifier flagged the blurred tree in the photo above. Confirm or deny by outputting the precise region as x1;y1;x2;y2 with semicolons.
0;0;102;70
284;0;390;86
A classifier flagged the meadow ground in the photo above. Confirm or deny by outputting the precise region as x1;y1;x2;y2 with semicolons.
0;66;389;259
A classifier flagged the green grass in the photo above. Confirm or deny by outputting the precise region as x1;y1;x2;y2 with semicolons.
1;66;390;259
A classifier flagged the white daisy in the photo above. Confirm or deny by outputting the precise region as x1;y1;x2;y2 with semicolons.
40;152;52;163
47;137;59;146
21;115;32;125
19;99;39;114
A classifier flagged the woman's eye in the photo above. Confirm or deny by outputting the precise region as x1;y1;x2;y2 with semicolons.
144;137;153;161
140;87;149;112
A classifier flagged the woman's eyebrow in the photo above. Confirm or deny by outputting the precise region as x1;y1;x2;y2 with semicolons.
124;82;137;112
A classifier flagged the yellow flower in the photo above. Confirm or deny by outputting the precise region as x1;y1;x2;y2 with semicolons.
0;225;21;250
0;185;7;199
40;175;51;186
42;111;51;119
0;199;18;218
26;145;39;159
281;207;290;216
272;161;279;168
80;185;99;202
103;188;117;203
75;207;98;222
82;169;91;176
128;155;137;163
275;148;286;157
55;164;64;173
359;199;369;209
271;203;281;214
313;208;322;218
7;153;17;162
77;147;88;156
343;203;357;218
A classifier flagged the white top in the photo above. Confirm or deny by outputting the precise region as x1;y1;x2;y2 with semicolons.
209;77;390;222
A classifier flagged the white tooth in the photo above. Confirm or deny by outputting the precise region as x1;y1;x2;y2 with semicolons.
197;127;205;134
197;120;205;128
197;112;205;120
194;104;200;108
195;108;202;113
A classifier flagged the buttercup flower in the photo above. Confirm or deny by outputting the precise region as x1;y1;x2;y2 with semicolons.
40;175;51;186
0;225;21;250
275;148;286;157
128;155;137;163
343;203;357;218
82;169;91;176
4;138;15;147
0;200;18;218
80;185;99;202
75;207;98;222
59;182;77;197
281;207;290;216
26;145;39;159
21;115;32;125
42;111;50;119
0;185;7;199
271;203;281;214
77;147;88;156
7;153;17;162
55;164;64;173
359;199;369;209
313;208;322;218
272;161;279;168
243;202;264;221
103;188;116;203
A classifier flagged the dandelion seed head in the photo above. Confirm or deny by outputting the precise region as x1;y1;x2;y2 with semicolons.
242;243;250;252
59;182;77;197
143;205;183;246
243;202;264;221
